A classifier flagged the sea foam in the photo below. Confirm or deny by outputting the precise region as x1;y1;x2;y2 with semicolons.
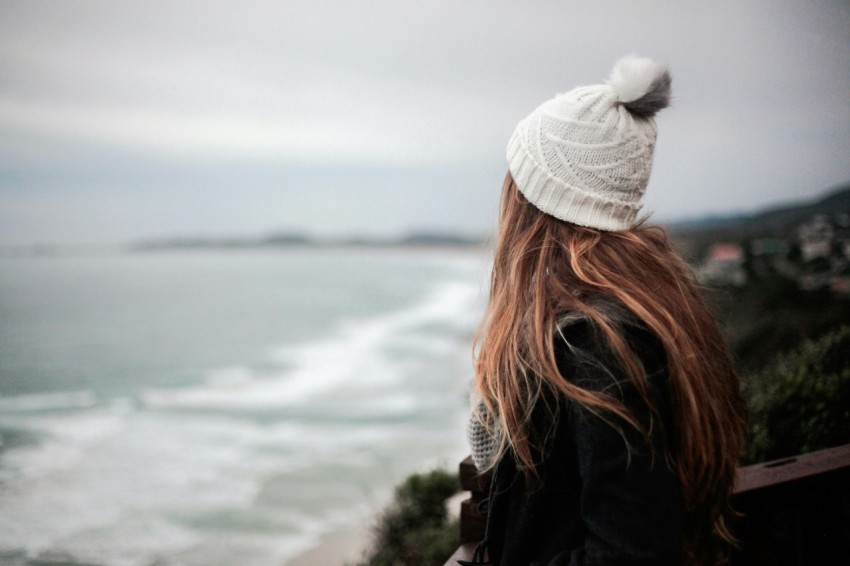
139;280;482;413
0;250;488;565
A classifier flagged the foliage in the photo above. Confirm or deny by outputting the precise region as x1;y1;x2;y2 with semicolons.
703;275;850;373
741;325;850;464
354;468;460;566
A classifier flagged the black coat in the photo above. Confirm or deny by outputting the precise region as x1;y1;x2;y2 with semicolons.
479;319;685;565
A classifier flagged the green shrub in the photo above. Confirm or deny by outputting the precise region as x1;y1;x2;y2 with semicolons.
355;468;460;566
742;325;850;463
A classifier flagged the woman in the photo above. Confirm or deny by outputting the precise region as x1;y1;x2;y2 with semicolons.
466;56;747;565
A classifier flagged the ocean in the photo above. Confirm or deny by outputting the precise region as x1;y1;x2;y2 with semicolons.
0;247;489;565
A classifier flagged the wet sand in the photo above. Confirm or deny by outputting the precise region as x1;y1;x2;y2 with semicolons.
286;526;373;566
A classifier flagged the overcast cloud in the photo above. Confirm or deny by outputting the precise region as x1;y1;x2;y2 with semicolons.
1;0;849;245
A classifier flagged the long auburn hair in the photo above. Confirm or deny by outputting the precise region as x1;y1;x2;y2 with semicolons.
473;173;747;564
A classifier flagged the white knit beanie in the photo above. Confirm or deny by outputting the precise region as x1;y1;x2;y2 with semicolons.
506;55;672;231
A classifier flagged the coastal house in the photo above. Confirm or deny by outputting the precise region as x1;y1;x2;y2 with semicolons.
699;243;747;287
798;215;834;263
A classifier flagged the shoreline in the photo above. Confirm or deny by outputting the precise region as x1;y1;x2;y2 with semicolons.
285;484;468;565
286;525;373;566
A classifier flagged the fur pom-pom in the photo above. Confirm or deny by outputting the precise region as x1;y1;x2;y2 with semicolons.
606;55;671;118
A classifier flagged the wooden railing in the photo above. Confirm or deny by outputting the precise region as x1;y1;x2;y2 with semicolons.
445;443;850;565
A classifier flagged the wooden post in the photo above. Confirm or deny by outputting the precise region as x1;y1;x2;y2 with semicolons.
458;456;492;544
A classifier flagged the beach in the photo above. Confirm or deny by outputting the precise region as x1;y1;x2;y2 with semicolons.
0;248;486;565
287;526;373;566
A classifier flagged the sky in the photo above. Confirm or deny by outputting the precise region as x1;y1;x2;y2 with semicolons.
1;0;849;246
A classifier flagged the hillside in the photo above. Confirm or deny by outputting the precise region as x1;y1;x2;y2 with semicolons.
668;183;850;236
666;183;850;261
664;181;850;373
745;183;850;236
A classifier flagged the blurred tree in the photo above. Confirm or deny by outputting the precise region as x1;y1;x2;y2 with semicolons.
742;325;850;464
355;468;459;566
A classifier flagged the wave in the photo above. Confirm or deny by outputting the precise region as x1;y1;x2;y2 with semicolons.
0;390;97;413
0;260;487;565
140;279;483;414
